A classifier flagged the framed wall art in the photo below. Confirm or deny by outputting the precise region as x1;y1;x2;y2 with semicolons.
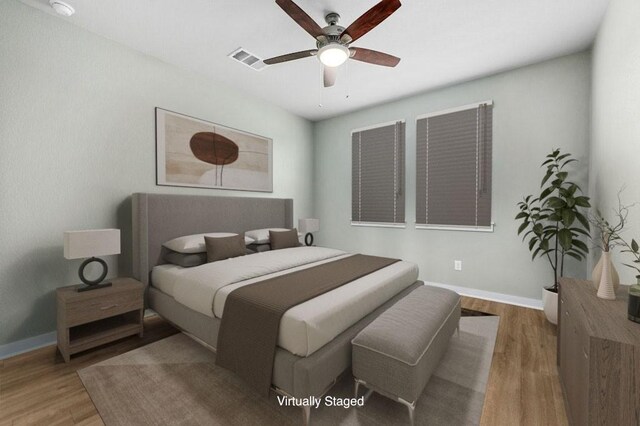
156;108;273;192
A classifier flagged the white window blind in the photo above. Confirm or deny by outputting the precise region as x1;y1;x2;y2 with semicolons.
352;121;405;226
416;102;493;229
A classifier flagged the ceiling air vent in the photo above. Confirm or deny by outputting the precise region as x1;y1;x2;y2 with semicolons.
228;48;267;71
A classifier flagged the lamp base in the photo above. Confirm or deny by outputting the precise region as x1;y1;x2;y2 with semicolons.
77;282;112;292
304;233;314;246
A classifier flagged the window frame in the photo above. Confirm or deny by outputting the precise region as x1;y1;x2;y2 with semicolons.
415;100;495;232
351;119;407;228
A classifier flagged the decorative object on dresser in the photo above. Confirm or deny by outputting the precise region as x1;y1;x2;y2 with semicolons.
587;190;633;294
586;191;640;315
557;278;640;425
298;218;319;246
515;148;591;324
56;278;144;362
155;108;273;192
63;229;121;292
595;251;616;300
619;236;640;323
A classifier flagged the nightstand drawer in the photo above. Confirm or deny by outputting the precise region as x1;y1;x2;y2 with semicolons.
66;290;142;326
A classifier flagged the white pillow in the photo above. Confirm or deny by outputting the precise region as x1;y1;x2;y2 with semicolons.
245;228;297;245
164;233;255;254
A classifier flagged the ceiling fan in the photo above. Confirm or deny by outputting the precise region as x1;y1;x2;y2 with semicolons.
264;0;402;87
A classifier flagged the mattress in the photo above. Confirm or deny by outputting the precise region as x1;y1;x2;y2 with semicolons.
151;247;418;356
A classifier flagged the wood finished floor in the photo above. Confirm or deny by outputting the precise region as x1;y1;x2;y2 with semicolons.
0;298;567;426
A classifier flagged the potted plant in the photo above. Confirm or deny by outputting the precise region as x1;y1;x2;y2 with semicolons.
515;148;591;324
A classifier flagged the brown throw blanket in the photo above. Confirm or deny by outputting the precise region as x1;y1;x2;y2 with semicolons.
216;254;399;395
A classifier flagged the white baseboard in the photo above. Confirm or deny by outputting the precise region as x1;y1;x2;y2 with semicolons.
425;281;543;310
0;331;57;360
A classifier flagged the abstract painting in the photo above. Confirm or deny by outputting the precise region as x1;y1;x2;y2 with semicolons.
156;108;273;192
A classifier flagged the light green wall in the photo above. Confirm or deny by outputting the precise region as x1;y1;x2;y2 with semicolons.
589;0;640;284
313;52;592;300
0;1;314;346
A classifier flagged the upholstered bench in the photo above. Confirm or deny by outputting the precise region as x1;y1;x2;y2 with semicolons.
351;285;461;425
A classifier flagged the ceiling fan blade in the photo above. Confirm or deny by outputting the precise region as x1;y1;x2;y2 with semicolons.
323;66;337;87
350;47;400;67
341;0;401;44
275;0;325;39
264;49;317;65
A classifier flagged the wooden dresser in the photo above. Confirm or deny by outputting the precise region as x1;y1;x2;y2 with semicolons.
558;278;640;425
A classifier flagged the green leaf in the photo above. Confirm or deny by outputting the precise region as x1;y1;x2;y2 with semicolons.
567;184;578;196
539;187;554;200
556;171;568;182
541;239;550;250
517;221;529;235
565;197;576;208
533;223;543;236
632;239;639;253
561;158;577;168
572;239;589;253
528;237;538;251
541;169;554;187
575;211;590;231
623;264;640;273
556;153;571;162
547;197;566;208
574;196;591;207
562;209;576;227
565;251;584;261
532;247;542;260
548;213;562;222
541;159;554;166
571;228;590;237
558;228;573;251
515;212;528;220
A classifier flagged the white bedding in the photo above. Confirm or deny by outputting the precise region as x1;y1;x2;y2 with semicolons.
151;247;418;356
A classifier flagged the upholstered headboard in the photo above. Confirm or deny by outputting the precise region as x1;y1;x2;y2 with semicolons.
132;193;293;287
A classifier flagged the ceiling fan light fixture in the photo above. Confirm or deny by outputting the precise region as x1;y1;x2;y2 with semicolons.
318;44;349;67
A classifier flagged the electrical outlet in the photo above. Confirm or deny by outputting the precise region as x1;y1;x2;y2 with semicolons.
454;260;462;271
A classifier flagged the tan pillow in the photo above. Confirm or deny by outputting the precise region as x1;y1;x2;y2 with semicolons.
269;229;300;250
204;235;246;262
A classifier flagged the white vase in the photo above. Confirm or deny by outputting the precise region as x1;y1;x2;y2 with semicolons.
592;251;620;291
597;252;616;300
542;288;558;324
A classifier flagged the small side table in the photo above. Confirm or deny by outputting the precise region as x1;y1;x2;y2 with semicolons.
56;277;144;362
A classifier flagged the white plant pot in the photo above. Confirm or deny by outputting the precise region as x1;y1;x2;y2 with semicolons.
542;288;558;324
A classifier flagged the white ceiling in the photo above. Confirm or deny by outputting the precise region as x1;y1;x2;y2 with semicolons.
21;0;609;121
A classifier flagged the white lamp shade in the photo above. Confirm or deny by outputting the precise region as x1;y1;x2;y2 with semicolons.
63;229;121;259
298;218;320;234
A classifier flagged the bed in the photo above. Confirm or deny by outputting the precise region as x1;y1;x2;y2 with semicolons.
132;193;422;420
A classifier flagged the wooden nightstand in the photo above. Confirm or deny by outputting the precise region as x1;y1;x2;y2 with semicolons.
56;277;144;362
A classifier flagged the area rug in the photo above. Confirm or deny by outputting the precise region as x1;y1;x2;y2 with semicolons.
79;316;499;425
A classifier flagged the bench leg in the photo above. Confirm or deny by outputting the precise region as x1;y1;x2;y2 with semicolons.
353;378;373;402
301;405;311;426
397;397;416;426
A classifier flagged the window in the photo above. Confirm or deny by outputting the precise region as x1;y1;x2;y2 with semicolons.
352;121;405;227
416;102;493;230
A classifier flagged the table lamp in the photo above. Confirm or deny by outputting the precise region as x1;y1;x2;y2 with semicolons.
298;218;320;246
63;229;121;292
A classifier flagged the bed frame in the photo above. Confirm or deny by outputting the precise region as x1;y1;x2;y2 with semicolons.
131;193;422;424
